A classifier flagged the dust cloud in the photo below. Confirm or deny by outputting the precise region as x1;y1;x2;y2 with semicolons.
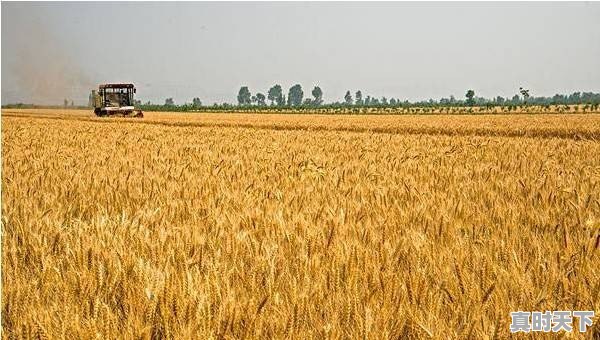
5;19;96;105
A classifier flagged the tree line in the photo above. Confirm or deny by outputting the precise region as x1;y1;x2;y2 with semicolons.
5;86;599;111
136;85;600;111
236;84;323;107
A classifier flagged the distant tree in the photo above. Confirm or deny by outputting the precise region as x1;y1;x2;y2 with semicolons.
465;90;475;106
511;94;521;105
390;98;397;106
581;92;594;103
165;98;174;106
381;97;388;106
288;84;303;106
365;95;371;106
238;86;252;106
552;94;563;105
70;100;74;107
569;92;581;104
64;99;68;108
355;91;363;105
344;91;353;105
268;84;284;106
255;93;266;106
192;97;202;107
311;86;323;105
519;87;530;104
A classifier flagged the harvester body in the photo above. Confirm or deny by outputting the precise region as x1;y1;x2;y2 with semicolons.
92;83;143;118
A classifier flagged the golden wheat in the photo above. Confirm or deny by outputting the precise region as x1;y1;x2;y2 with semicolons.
2;109;600;338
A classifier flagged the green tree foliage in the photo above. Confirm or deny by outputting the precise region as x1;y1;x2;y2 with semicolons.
311;86;323;105
192;97;202;107
268;85;284;106
344;91;353;105
519;87;530;104
571;92;581;103
288;84;303;106
255;93;266;106
237;86;252;106
165;98;175;106
465;90;475;106
355;91;363;106
511;95;521;105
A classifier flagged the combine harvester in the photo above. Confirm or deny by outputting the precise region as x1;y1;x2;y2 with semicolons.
91;83;143;118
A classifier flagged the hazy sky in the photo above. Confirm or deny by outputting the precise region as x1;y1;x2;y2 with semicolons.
2;2;600;105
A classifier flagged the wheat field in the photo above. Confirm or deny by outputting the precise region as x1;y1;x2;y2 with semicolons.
2;109;600;339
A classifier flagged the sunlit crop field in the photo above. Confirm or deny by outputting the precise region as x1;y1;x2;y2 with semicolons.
2;109;600;338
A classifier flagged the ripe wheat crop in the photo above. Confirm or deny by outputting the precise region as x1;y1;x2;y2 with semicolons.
2;109;600;338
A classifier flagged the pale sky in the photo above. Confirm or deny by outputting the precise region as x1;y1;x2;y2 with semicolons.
2;2;600;105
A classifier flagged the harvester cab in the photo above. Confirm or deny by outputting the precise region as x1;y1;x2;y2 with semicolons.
91;83;143;118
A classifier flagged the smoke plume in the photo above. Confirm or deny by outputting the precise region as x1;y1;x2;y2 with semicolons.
5;18;96;105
